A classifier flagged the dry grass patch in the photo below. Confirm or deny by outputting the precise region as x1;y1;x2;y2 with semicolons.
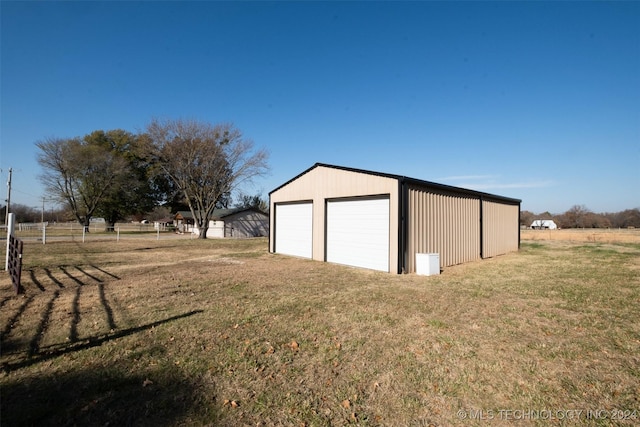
1;237;639;426
522;228;640;244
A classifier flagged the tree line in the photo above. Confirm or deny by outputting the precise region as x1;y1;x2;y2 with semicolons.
6;198;639;233
1;200;262;226
521;205;640;229
28;118;269;239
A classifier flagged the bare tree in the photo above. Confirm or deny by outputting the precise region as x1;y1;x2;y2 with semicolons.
145;119;269;238
563;204;591;229
520;210;535;228
1;203;40;223
235;192;269;212
618;208;640;228
36;137;130;231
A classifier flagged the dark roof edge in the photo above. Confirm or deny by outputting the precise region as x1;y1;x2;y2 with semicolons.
269;163;320;195
402;176;522;205
219;206;269;217
175;206;268;219
269;163;404;196
270;163;521;205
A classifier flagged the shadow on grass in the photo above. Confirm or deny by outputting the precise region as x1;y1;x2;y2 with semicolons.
8;264;121;346
75;265;104;283
1;359;218;426
1;295;35;339
29;269;46;292
2;310;204;372
90;264;120;280
28;290;60;357
59;265;86;286
44;267;65;288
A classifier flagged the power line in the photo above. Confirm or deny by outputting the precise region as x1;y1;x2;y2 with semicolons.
11;187;44;198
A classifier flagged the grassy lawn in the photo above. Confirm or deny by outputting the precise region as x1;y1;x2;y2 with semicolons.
1;236;639;426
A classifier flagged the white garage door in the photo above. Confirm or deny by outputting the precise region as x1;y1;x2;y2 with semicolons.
275;202;313;259
326;197;389;272
206;220;225;238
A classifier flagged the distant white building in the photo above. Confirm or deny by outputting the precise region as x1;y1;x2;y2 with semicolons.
175;207;269;238
531;219;558;230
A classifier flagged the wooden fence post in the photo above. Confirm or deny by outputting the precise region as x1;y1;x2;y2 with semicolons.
5;212;15;271
5;214;24;294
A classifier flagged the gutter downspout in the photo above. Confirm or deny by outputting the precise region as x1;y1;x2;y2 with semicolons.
398;178;408;274
518;202;521;249
268;196;273;253
479;196;484;259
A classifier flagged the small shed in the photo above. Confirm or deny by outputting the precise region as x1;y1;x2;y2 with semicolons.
175;208;269;238
174;211;195;233
269;163;521;274
531;219;557;230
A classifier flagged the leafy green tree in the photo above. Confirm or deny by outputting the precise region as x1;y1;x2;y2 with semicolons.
145;118;269;239
84;130;160;230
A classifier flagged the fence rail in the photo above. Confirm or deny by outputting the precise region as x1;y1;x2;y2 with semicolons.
0;222;186;244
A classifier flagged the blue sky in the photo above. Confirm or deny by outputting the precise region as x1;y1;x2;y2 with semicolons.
1;1;638;214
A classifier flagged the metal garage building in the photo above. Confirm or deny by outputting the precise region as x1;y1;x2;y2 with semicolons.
269;163;521;274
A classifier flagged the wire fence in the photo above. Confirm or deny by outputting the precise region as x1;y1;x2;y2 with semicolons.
0;222;192;245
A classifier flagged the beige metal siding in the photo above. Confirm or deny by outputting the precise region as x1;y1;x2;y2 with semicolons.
270;165;400;273
482;200;520;258
407;187;480;272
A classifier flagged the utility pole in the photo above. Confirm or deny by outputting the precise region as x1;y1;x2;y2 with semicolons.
42;196;45;224
4;168;11;225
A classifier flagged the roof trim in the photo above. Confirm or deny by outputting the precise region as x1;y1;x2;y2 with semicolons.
270;163;521;205
175;206;268;220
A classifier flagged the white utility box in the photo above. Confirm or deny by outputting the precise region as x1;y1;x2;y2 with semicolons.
416;253;440;276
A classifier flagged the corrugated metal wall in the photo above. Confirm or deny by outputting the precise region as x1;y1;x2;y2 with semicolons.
482;200;520;258
225;211;269;238
407;187;481;272
270;165;401;273
271;164;520;274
